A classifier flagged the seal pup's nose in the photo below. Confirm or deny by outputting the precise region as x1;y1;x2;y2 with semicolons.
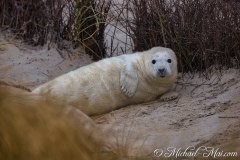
158;68;167;77
158;68;165;74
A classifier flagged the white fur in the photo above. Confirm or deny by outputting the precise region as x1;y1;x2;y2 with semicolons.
32;46;178;116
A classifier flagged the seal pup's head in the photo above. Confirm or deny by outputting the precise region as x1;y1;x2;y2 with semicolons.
145;46;178;79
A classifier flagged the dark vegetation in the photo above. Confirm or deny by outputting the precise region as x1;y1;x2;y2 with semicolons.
0;0;239;73
0;0;111;61
120;0;240;73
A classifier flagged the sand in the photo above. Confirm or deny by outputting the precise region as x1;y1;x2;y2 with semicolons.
0;35;239;159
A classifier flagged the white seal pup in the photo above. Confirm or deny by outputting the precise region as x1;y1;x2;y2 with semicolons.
32;46;178;116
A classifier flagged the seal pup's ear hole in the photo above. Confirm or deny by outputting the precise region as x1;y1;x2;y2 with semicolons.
167;59;172;63
152;60;156;64
120;64;138;97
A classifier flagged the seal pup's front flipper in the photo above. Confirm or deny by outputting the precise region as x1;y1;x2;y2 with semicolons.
160;91;179;101
120;63;138;97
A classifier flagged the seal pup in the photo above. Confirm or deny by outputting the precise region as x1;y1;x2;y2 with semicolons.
32;46;179;115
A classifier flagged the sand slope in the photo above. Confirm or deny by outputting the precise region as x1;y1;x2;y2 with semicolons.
0;37;239;158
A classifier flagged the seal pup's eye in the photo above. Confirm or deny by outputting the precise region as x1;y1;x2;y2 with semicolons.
152;60;156;64
167;59;172;63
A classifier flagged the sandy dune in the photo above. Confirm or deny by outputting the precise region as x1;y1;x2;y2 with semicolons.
0;37;239;159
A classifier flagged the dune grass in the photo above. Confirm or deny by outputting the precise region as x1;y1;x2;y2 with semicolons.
1;0;239;73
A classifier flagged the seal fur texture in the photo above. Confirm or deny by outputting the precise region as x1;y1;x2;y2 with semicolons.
32;46;178;116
